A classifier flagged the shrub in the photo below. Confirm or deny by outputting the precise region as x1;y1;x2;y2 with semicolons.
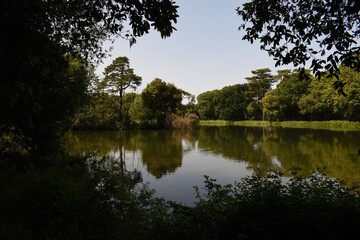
179;170;360;239
171;113;200;129
2;154;360;240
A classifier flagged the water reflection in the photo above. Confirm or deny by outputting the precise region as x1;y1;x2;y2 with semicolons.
65;130;197;179
64;127;360;184
135;131;182;178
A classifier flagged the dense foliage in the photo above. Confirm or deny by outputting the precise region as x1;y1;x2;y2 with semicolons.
2;159;360;239
1;0;179;164
72;93;120;130
71;64;359;127
73;75;197;129
101;57;142;110
237;0;359;81
185;170;360;239
197;85;247;121
2;1;360;239
0;2;181;236
141;78;186;127
263;69;311;121
197;67;360;122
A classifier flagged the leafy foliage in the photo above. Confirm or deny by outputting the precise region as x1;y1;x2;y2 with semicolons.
197;85;247;121
0;154;171;240
297;66;360;121
73;77;196;130
245;68;275;120
141;78;187;127
263;69;311;121
237;0;359;80
72;93;120;130
1;0;179;163
196;90;219;120
3;0;179;60
197;67;360;122
101;57;142;112
186;170;360;239
3;153;360;240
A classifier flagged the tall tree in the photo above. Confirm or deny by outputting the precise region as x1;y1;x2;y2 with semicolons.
141;78;184;127
262;91;280;121
196;90;219;120
129;95;153;126
1;0;179;163
214;85;247;121
270;70;311;121
237;0;359;86
298;80;336;120
329;66;360;120
101;57;142;112
245;68;274;120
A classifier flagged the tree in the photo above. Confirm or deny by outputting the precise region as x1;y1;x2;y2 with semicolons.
72;92;119;130
129;95;153;127
197;90;219;120
3;0;178;60
214;85;247;121
264;70;311;121
262;90;280;121
177;93;197;117
1;0;178;162
101;57;142;112
237;0;359;82
330;66;360;120
245;68;275;120
298;80;336;120
141;78;185;127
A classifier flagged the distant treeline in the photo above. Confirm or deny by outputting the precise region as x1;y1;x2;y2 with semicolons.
72;77;198;130
197;66;360;122
72;66;360;130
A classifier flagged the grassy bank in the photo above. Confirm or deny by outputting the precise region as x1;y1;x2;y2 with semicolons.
200;120;360;131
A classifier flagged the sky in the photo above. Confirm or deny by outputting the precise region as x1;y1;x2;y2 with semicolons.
96;0;291;97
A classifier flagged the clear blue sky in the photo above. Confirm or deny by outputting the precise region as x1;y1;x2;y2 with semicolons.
97;0;291;97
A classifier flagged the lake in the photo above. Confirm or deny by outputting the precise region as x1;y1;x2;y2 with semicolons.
64;126;360;205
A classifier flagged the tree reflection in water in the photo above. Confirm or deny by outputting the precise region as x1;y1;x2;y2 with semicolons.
65;127;360;184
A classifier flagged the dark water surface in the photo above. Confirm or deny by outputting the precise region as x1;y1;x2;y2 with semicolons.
64;126;360;205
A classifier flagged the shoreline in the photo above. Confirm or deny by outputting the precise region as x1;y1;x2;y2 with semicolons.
199;120;360;131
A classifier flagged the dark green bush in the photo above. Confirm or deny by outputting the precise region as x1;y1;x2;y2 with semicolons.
2;155;359;240
177;170;360;240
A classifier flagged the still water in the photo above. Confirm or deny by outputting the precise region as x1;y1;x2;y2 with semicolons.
64;126;360;205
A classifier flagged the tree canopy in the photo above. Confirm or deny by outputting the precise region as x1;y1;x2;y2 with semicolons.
101;56;142;112
237;0;359;80
245;68;275;120
196;66;360;122
141;78;186;127
197;85;247;121
1;0;179;163
263;70;311;121
2;0;179;59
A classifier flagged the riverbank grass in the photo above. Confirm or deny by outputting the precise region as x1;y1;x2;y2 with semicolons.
200;120;360;131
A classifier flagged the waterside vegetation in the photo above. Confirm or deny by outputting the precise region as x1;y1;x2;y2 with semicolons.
200;120;360;131
2;158;360;240
71;65;360;131
2;0;359;239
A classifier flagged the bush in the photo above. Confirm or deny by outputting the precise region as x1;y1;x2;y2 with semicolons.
178;170;360;239
0;155;170;240
2;154;360;240
171;113;200;129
